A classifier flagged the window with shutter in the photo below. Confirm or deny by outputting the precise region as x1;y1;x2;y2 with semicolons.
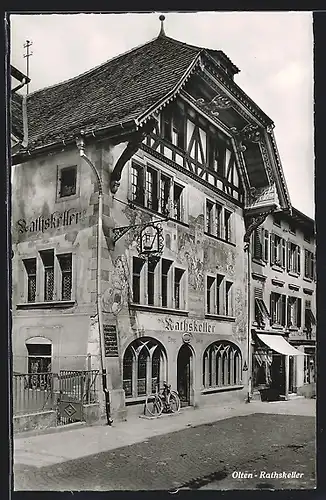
263;230;269;262
281;295;286;325
270;233;275;265
253;228;263;260
281;239;286;268
297;298;302;328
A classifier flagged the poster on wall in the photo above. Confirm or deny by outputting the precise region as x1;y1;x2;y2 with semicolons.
103;324;119;357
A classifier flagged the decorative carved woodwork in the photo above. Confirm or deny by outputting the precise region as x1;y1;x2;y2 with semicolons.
195;92;232;116
110;119;156;193
244;208;274;243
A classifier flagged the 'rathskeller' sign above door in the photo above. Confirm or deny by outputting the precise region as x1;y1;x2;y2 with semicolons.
164;318;216;333
16;208;86;234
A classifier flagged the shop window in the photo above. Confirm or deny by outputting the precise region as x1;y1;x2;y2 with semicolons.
304;347;316;384
253;349;273;388
203;341;242;389
40;250;55;301
304;250;315;280
287;242;301;274
23;258;37;302
287;297;302;328
122;338;167;399
270;292;286;326
59;166;77;198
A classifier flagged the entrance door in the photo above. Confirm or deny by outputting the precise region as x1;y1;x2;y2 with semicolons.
177;344;192;407
270;354;285;397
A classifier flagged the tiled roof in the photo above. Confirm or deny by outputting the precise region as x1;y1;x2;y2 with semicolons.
23;35;201;149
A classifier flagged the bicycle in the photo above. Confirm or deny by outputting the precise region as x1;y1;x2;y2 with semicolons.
144;382;181;417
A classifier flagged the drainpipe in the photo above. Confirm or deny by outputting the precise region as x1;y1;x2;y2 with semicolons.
21;95;28;149
76;133;113;426
245;242;252;403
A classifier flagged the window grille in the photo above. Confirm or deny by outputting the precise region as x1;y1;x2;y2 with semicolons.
23;258;37;302
58;254;72;300
40;250;55;301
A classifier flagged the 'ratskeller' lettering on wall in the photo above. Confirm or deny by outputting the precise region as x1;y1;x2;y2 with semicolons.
17;208;86;234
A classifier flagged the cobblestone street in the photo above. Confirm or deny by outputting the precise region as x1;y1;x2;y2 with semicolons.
14;412;315;491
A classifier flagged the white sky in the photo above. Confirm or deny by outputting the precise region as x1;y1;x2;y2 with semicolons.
10;12;314;218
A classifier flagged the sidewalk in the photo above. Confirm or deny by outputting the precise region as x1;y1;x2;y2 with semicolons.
13;398;316;469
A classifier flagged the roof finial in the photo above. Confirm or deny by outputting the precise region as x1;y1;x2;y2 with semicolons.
159;15;166;37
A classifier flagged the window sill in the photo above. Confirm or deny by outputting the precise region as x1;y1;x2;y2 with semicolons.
202;384;244;395
271;265;285;273
129;303;189;316
288;271;300;278
271;324;285;330
252;258;266;266
205;314;236;322
204;232;236;247
303;277;313;283
16;300;76;310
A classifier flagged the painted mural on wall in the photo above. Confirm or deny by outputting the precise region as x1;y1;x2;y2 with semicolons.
178;214;205;292
233;287;247;342
102;255;130;315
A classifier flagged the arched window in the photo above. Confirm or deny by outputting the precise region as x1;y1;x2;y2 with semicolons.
203;341;242;389
122;338;167;398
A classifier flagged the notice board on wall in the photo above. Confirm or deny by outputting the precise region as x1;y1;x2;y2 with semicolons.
103;324;119;357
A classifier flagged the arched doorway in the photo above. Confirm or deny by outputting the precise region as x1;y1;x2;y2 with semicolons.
177;344;193;407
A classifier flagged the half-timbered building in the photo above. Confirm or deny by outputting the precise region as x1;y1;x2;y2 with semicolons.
11;19;294;421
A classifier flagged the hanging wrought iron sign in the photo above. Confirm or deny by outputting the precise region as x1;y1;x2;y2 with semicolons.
137;222;164;261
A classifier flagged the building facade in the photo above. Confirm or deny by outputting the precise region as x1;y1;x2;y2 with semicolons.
250;209;316;401
11;22;293;419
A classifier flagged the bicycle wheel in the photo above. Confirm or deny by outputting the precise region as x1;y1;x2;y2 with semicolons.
145;394;163;417
169;391;181;413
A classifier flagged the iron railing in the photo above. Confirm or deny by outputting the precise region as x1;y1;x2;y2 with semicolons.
12;370;100;416
13;372;55;415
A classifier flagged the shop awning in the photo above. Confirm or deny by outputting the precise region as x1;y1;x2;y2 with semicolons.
257;334;305;356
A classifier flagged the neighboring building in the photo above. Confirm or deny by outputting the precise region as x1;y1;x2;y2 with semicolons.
11;20;292;420
250;208;316;401
10;65;30;153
